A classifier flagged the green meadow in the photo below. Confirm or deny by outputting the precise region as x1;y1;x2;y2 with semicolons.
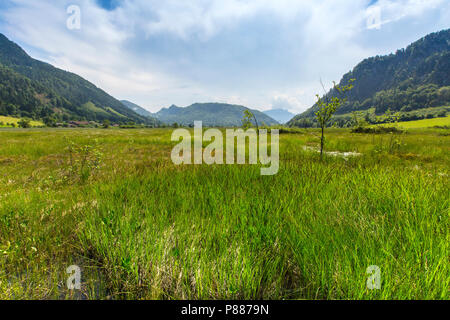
0;127;448;300
377;115;450;129
0;116;44;128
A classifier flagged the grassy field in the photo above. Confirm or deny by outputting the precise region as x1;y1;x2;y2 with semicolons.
0;127;448;300
0;116;44;127
334;106;449;126
379;116;450;129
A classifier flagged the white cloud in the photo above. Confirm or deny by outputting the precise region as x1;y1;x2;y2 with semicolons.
368;0;447;27
0;0;448;113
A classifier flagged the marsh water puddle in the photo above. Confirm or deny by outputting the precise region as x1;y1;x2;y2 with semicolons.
57;256;111;300
302;146;362;158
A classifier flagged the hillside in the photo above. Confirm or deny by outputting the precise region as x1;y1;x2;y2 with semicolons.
263;109;295;124
0;115;43;127
0;33;152;124
289;29;450;127
154;103;279;127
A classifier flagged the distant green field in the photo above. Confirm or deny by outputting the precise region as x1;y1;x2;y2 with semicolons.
377;116;450;129
0;128;448;300
335;105;448;121
0;116;44;127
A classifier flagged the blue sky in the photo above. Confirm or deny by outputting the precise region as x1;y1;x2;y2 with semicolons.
97;0;121;11
0;0;449;113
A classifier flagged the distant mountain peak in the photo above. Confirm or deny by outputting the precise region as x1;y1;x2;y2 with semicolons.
0;33;33;66
154;102;279;127
263;108;295;124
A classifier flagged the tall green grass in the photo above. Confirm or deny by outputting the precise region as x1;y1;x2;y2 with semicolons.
0;128;448;299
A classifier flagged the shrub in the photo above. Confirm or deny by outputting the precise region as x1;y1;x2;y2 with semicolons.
18;118;31;128
65;139;104;183
437;110;447;118
102;120;111;128
351;126;404;134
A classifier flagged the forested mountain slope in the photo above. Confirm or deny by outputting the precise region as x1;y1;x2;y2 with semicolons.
289;29;450;127
0;33;153;124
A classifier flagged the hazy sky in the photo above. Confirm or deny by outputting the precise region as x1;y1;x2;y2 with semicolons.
0;0;449;113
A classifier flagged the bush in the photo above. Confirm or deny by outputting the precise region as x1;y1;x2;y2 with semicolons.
277;127;305;134
65;139;103;184
18;118;31;128
351;126;404;134
43;116;57;127
437;110;447;118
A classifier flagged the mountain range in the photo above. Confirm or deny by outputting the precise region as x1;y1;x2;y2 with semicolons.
151;103;279;127
0;33;158;125
120;101;282;127
0;33;277;127
288;29;450;127
1;29;449;128
263;109;295;124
